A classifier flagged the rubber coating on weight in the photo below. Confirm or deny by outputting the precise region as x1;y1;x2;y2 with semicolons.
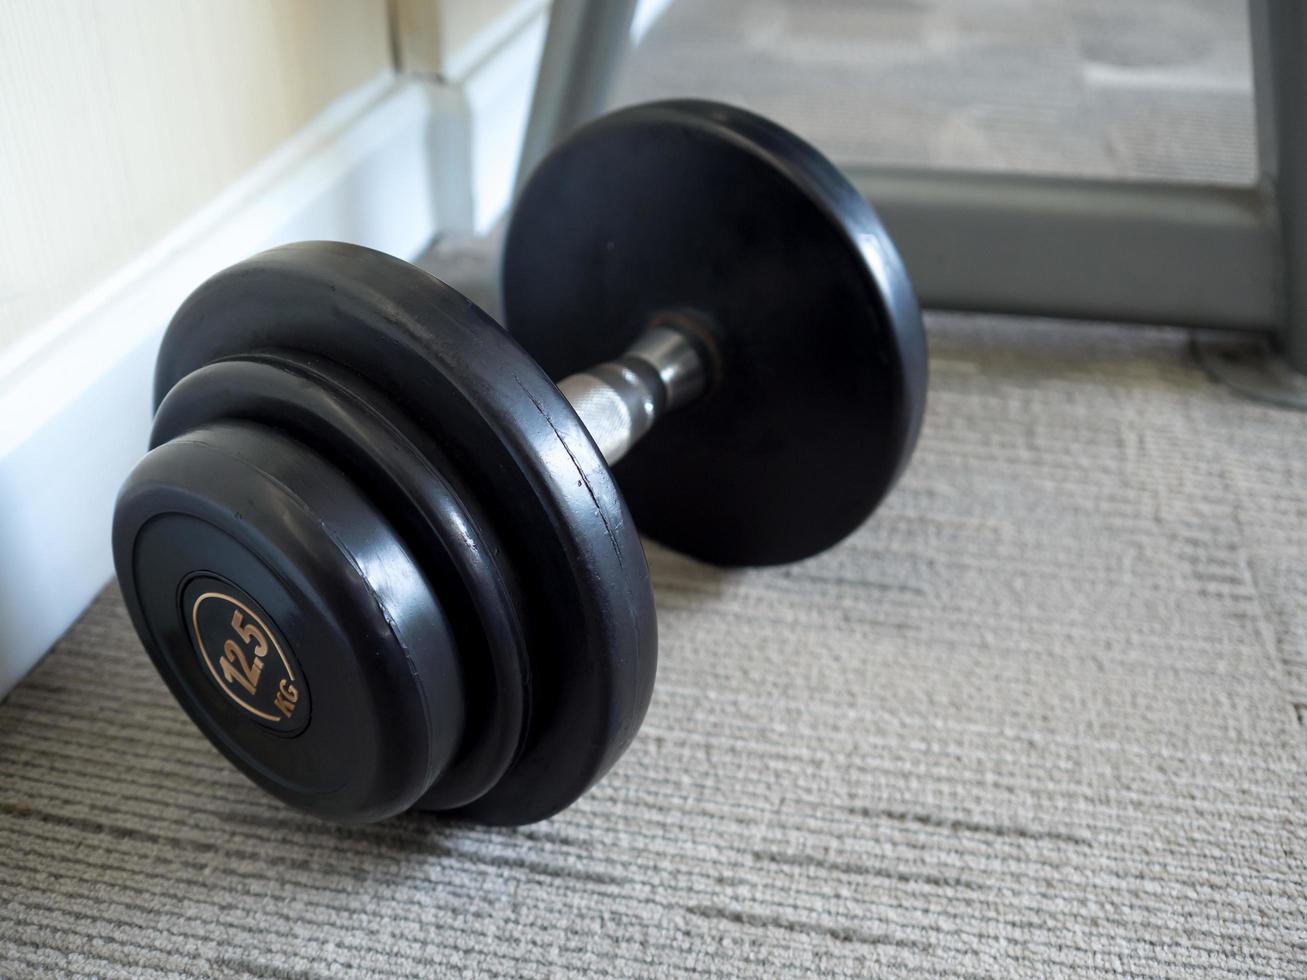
504;100;928;566
144;243;657;825
115;422;461;823
149;352;530;812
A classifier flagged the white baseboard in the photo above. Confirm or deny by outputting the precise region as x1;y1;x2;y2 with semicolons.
425;4;549;235
0;73;449;699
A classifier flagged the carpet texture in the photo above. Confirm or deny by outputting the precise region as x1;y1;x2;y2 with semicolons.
3;1;1305;977
613;0;1257;184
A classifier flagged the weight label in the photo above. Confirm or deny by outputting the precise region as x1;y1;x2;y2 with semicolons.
188;586;309;735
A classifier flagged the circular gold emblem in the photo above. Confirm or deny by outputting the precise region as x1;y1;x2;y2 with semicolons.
187;581;309;734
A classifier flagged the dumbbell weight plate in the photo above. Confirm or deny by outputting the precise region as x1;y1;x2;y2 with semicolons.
146;351;530;812
143;243;657;825
115;421;463;823
504;100;928;565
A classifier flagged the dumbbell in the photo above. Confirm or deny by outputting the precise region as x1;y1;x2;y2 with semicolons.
112;100;927;826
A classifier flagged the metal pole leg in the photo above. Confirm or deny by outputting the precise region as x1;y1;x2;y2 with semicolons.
1261;0;1307;372
515;0;637;195
1197;0;1307;408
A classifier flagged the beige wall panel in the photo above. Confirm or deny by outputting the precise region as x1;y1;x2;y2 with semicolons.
440;0;525;59
394;0;544;79
0;0;392;353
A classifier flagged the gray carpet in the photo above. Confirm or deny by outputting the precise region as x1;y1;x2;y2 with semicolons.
614;0;1257;183
4;1;1306;977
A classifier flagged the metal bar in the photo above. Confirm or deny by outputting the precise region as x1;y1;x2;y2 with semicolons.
559;323;708;465
1249;0;1277;184
1252;0;1307;371
850;166;1279;331
515;0;637;195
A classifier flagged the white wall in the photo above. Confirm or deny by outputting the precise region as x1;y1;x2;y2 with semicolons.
0;0;393;357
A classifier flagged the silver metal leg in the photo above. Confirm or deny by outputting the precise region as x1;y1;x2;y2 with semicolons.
515;0;637;194
1196;0;1307;407
1256;0;1307;371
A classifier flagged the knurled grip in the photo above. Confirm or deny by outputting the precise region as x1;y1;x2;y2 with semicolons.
558;322;712;464
558;367;654;464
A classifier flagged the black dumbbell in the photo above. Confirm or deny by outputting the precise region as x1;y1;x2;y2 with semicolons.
112;100;927;826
